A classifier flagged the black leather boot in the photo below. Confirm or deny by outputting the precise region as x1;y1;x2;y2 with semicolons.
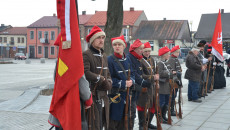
162;106;168;121
161;106;167;124
148;113;157;129
138;111;145;130
171;100;176;116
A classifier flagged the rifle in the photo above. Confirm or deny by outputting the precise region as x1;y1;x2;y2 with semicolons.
178;69;182;119
178;84;182;119
210;65;216;91
124;65;131;130
168;79;174;125
205;61;211;94
155;62;162;130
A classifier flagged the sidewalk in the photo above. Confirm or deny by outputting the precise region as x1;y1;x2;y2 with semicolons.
0;63;229;129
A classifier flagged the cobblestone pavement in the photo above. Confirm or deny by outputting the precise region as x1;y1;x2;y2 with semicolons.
0;59;230;130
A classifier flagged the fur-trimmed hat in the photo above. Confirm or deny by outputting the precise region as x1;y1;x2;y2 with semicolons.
143;42;152;52
170;45;180;53
158;46;170;56
111;35;127;48
86;26;106;44
197;40;206;47
129;39;144;52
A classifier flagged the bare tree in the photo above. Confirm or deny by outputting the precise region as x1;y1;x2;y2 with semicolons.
104;0;123;55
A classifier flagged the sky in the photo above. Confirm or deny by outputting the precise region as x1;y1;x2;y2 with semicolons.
0;0;229;31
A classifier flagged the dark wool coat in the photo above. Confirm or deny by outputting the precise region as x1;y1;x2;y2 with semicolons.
137;56;155;107
168;56;182;85
184;51;202;82
107;54;135;121
157;59;173;94
83;45;112;130
126;52;150;101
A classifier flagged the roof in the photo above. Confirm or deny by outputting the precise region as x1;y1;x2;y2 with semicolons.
0;25;12;32
0;27;27;35
27;16;58;28
79;15;93;25
85;11;144;26
133;20;191;41
195;13;230;39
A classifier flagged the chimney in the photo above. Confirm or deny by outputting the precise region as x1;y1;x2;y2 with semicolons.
95;10;97;13
221;9;224;14
1;24;4;27
130;7;134;11
82;11;86;15
53;13;56;17
163;18;166;20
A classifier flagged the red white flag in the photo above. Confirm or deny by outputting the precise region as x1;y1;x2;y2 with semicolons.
49;0;84;129
211;9;224;61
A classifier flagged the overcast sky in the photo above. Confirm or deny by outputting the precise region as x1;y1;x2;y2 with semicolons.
1;0;229;31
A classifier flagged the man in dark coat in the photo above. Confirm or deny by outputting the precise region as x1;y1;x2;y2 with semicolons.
83;26;112;130
157;46;175;123
197;40;212;97
185;47;206;103
107;35;135;130
126;39;151;130
167;45;182;116
137;42;159;129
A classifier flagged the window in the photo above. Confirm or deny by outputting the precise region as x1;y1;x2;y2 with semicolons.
51;46;55;55
0;37;2;42
30;31;34;39
88;29;91;34
169;43;175;49
10;37;14;44
51;31;55;40
149;41;154;51
38;46;42;54
18;37;20;43
38;31;42;39
22;37;24;43
4;37;7;43
44;31;49;39
123;28;129;42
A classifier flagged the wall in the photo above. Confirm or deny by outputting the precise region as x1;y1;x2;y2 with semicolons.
27;27;58;59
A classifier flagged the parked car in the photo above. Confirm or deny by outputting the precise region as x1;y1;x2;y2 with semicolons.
15;53;26;60
178;48;191;61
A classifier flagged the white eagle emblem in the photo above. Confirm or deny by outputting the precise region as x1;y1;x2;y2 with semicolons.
217;32;222;44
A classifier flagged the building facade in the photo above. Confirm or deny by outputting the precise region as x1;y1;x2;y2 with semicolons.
0;27;27;58
27;15;59;59
133;19;192;56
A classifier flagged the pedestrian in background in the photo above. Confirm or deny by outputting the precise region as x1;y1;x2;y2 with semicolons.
185;47;206;103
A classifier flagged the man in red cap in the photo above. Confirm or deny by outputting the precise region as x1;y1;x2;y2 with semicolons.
83;25;112;130
157;46;175;123
136;42;159;129
167;45;182;116
107;35;135;130
126;39;152;130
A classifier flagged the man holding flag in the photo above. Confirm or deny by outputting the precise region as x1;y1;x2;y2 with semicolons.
48;0;91;130
211;9;226;89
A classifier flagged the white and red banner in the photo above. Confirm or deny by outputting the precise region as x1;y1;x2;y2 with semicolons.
211;9;224;61
49;0;84;130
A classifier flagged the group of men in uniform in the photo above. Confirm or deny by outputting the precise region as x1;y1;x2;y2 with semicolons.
82;25;183;130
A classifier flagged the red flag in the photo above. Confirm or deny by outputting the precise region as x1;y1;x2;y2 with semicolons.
211;9;224;61
49;0;84;129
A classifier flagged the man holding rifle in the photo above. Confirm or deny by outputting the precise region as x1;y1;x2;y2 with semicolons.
157;46;175;124
127;39;152;130
83;26;112;130
137;42;159;130
167;45;182;116
107;35;135;130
